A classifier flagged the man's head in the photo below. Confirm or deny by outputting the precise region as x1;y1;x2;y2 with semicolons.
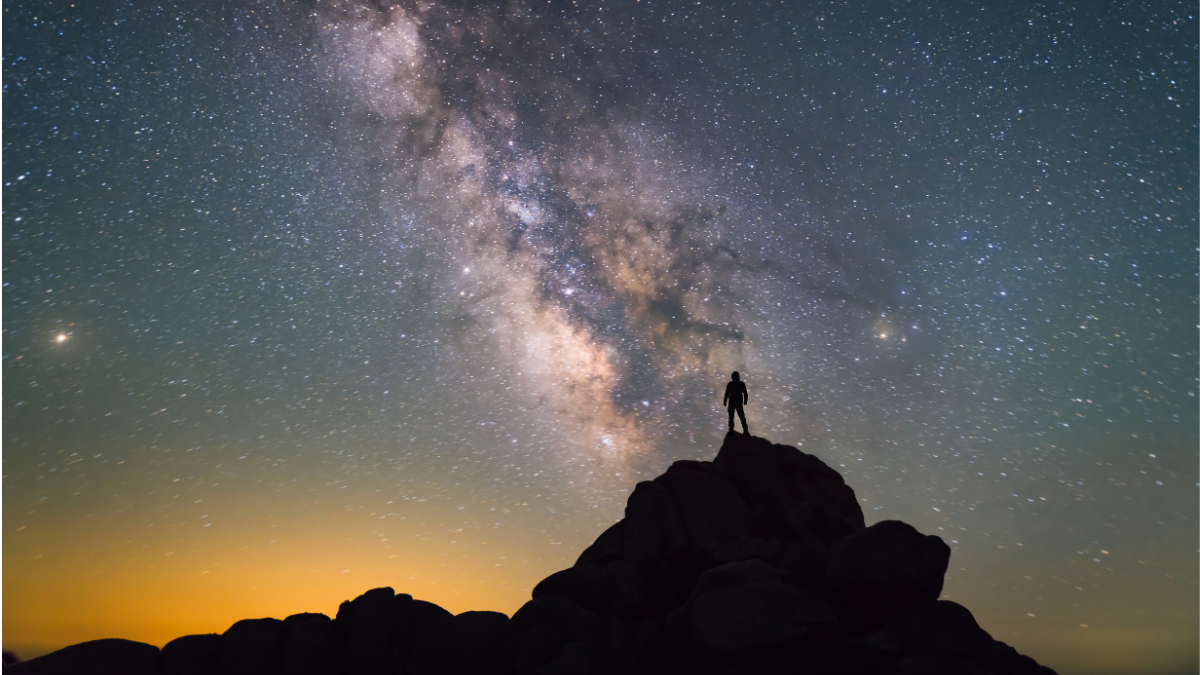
731;371;740;381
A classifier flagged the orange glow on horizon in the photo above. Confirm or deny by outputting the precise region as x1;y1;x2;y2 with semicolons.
3;494;596;661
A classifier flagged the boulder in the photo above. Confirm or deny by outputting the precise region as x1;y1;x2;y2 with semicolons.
713;432;865;535
160;634;221;675
656;461;752;550
448;611;511;674
278;613;336;675
5;638;159;674
716;452;808;530
337;587;396;674
531;563;611;614
575;520;625;566
215;618;285;675
402;599;456;674
620;480;685;565
885;601;994;662
826;520;952;629
509;596;604;673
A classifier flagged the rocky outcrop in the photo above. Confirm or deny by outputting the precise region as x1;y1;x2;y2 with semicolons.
6;432;1057;674
4;639;158;674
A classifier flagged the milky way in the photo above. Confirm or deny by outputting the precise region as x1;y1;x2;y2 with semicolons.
309;0;920;474
4;1;1196;672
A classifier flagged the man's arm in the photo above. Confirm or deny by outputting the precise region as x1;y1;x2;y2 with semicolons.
723;386;729;406
742;383;748;405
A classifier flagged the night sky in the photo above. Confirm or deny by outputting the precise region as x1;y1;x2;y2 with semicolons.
3;1;1196;672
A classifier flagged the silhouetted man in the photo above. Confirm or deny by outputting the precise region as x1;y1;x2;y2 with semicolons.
723;371;749;435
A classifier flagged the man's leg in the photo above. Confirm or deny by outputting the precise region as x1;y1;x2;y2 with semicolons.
737;405;748;434
728;406;735;430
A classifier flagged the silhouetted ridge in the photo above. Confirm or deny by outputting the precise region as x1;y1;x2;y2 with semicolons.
7;432;1056;674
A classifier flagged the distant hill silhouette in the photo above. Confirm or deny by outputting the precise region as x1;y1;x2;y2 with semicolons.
7;432;1057;674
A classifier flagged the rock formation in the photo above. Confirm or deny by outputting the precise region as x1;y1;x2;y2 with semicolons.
7;432;1057;674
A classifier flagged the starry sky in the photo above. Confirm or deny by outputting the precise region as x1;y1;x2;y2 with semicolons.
3;1;1196;672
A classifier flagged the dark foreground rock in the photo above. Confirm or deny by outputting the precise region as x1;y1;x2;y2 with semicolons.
7;432;1056;675
5;639;158;674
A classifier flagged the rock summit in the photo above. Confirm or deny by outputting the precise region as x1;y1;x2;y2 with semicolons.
9;432;1056;674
